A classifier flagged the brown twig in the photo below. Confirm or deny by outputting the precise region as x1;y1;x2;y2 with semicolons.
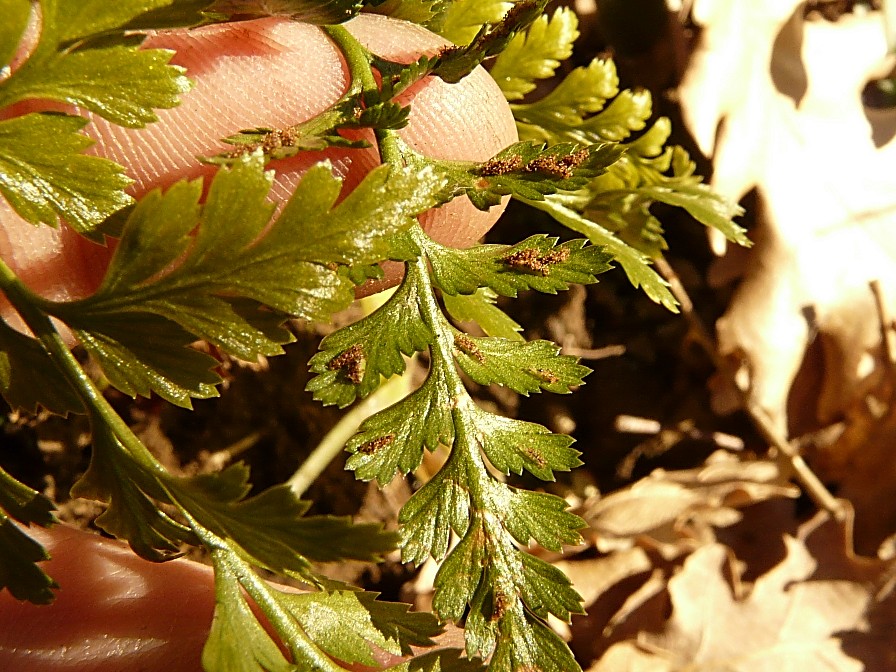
870;279;896;375
614;416;745;480
654;256;846;520
560;344;626;360
201;431;263;472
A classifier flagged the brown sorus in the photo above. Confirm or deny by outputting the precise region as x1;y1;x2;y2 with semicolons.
523;148;590;179
502;246;570;276
358;434;395;455
491;590;508;621
478;154;524;176
529;368;560;384
455;333;485;363
523;445;547;468
327;343;365;384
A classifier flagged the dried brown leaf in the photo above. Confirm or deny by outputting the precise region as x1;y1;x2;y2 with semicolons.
799;505;896;589
586;480;704;541
660;450;800;506
681;1;896;435
587;641;675;672
562;548;672;665
603;568;666;637
581;451;797;555
806;391;896;551
648;541;865;670
554;547;654;607
590;509;896;671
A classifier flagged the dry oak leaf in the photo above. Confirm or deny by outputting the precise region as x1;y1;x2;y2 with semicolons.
591;509;896;672
581;450;797;556
554;547;653;615
679;0;896;435
596;542;865;671
587;641;674;672
809;390;896;552
552;547;665;647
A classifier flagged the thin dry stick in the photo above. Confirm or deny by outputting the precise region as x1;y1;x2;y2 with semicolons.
654;256;845;520
561;344;626;360
870;279;896;373
204;431;263;472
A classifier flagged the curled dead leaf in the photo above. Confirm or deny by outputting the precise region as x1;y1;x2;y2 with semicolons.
585;506;896;671
681;1;896;438
580;450;797;555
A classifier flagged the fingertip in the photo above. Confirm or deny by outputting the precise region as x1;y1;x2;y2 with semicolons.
90;13;517;249
87;19;350;194
347;13;518;248
2;14;518;307
0;525;215;672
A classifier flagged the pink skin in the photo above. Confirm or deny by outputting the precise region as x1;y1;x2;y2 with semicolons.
0;13;516;672
0;12;517;310
0;526;467;672
0;526;218;672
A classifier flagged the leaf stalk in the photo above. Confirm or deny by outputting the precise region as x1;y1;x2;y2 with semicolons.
0;258;163;474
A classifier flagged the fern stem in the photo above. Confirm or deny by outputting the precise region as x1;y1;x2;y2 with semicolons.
408;233;469;404
0;259;350;668
0;259;163;474
321;24;406;166
177;508;343;672
322;24;376;93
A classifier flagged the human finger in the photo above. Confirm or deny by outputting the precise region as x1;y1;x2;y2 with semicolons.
0;524;467;672
0;525;216;672
0;14;517;304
